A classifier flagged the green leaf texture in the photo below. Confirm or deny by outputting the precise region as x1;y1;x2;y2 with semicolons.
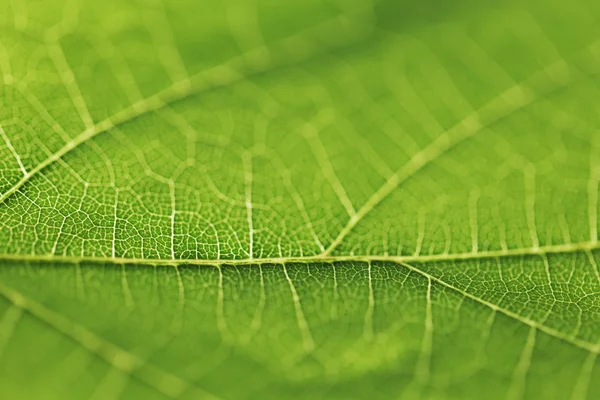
1;0;600;399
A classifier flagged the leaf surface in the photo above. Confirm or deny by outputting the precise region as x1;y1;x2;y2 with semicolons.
1;0;600;399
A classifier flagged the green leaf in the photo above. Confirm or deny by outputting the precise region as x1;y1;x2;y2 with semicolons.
1;0;599;399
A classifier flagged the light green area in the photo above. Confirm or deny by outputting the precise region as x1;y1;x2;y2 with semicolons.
0;0;599;398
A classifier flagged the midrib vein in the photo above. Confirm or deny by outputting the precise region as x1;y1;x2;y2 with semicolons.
1;240;598;375
0;11;373;205
1;240;598;266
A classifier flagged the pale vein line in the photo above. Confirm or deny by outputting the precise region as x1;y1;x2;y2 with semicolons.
0;38;14;85
246;264;266;342
225;0;267;57
569;352;598;400
168;180;176;261
87;35;144;105
120;264;134;309
89;365;129;400
15;83;72;142
9;0;27;31
111;187;119;259
540;254;556;306
415;276;433;385
282;263;315;352
590;174;599;245
142;0;189;86
44;0;80;42
0;281;220;400
0;304;23;358
363;261;375;341
302;122;356;217
56;351;96;400
506;327;537;400
524;164;540;249
268;153;325;252
559;213;573;245
589;134;599;244
331;263;339;319
585;249;600;286
400;262;599;355
51;215;68;255
74;262;85;300
47;42;94;129
0;123;28;176
3;240;600;268
402;274;434;399
469;188;480;253
216;266;229;341
242;152;254;259
414;209;425;257
171;266;185;334
322;46;598;256
539;108;599;246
